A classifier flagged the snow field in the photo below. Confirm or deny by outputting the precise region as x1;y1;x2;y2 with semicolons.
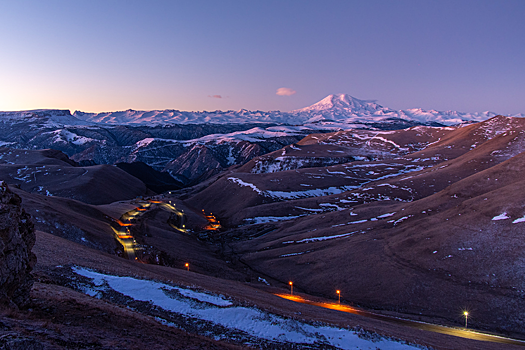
228;176;359;199
72;267;422;350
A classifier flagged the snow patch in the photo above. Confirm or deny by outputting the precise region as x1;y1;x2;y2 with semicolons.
280;250;313;257
377;212;396;218
348;219;367;224
295;231;357;244
72;267;420;350
244;216;301;224
492;212;510;221
512;215;525;223
228;177;263;195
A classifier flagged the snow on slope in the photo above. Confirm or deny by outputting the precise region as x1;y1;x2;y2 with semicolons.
181;127;298;144
64;94;524;126
292;94;385;114
73;267;421;350
0;109;91;127
292;94;517;125
2;94;523;129
73;109;294;125
45;129;95;145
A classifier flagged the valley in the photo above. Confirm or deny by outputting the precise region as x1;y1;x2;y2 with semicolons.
2;95;525;349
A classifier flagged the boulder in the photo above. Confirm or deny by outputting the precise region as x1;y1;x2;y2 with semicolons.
0;182;36;309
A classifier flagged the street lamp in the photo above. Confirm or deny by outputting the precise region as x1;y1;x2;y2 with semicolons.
463;311;469;328
185;263;189;271
336;290;341;304
289;281;293;295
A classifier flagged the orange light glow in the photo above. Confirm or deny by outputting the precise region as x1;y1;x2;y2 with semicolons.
203;212;222;231
115;219;132;227
274;293;358;314
276;293;305;302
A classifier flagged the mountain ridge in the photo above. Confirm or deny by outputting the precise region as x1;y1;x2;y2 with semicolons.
3;94;523;127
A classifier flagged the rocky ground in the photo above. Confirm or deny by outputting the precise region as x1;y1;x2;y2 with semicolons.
2;230;517;350
1;282;246;350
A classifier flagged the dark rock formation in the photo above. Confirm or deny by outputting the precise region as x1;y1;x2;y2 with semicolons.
40;149;79;167
0;182;35;309
116;161;184;193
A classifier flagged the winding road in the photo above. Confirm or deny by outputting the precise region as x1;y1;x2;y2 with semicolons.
111;199;187;260
275;293;525;346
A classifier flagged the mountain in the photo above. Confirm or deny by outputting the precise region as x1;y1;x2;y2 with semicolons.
115;161;185;193
0;148;152;205
67;93;523;127
291;93;518;126
0;109;90;127
292;94;385;114
179;115;525;336
0;95;523;186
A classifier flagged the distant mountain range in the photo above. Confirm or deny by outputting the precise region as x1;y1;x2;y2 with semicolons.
72;94;524;126
3;94;523;127
1;94;523;186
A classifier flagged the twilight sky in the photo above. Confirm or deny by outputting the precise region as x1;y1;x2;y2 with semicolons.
1;0;524;114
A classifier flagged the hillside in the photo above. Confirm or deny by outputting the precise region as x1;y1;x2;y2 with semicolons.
2;111;525;348
178;116;525;338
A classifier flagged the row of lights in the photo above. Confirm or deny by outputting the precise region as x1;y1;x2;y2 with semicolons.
289;281;470;328
165;195;476;329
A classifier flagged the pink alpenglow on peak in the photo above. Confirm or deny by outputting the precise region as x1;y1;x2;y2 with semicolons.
292;94;384;114
4;94;523;126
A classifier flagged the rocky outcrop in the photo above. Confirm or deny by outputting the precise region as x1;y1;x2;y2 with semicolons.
0;182;35;309
248;155;360;173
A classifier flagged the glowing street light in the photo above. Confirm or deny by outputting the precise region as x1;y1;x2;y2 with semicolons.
464;311;469;328
289;281;293;295
185;263;189;271
336;290;341;303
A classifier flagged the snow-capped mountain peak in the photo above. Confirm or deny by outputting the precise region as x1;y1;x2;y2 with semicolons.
2;94;524;128
291;94;386;114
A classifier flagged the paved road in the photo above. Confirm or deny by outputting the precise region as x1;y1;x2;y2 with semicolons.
111;203;151;260
275;293;525;346
158;201;188;233
111;199;187;260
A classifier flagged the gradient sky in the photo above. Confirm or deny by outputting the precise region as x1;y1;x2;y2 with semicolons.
1;0;524;114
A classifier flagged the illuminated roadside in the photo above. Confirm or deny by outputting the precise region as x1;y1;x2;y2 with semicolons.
275;293;525;346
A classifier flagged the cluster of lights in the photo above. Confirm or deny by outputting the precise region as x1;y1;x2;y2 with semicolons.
202;209;221;230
